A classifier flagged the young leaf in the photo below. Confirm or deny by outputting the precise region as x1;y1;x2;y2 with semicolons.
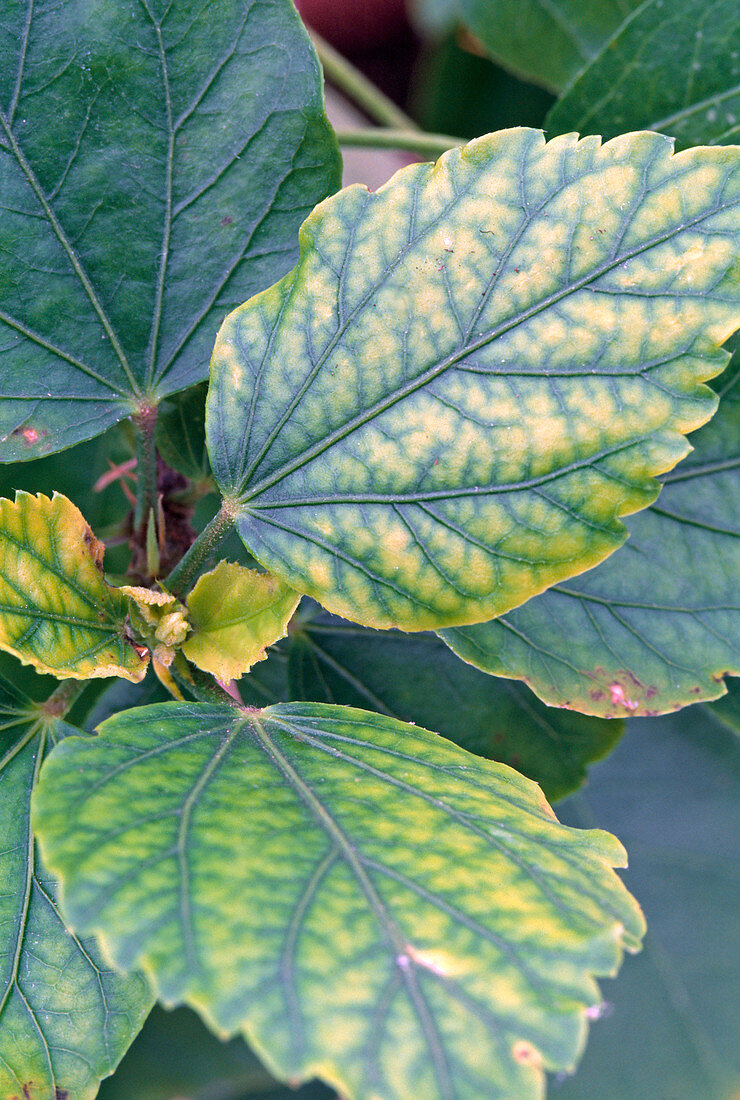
0;492;147;681
441;360;740;717
208;128;739;632
0;0;340;461
413;0;642;92
0;676;153;1099
556;708;739;1099
181;561;300;681
288;609;623;800
547;0;740;149
35;700;645;1100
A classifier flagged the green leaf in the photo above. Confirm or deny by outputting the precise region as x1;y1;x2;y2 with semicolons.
547;0;740;149
554;707;739;1099
34;700;645;1100
0;0;340;462
704;676;740;734
441;358;740;717
181;561;300;681
0;676;152;1099
208;127;739;632
0;492;148;681
288;608;623;800
413;0;642;92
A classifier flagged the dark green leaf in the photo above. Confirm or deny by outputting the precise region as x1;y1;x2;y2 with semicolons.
0;0;340;461
441;357;740;717
34;701;644;1100
0;676;152;1099
547;0;740;149
288;609;623;800
704;676;740;734
156;383;211;483
413;0;642;92
208;127;738;631
554;707;739;1099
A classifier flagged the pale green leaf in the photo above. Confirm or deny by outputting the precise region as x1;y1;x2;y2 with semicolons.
288;608;623;800
208;128;739;632
411;0;642;92
0;676;152;1099
34;700;644;1100
547;0;740;149
441;357;740;717
0;0;340;461
181;561;300;681
0;492;148;681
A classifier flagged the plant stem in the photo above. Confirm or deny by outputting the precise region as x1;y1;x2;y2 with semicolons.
163;502;236;599
40;679;88;719
133;404;159;530
334;127;464;158
171;654;242;708
311;31;418;131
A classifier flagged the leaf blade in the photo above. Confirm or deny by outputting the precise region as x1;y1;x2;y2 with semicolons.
440;356;740;716
0;492;147;681
0;0;340;460
0;677;153;1100
208;128;739;631
34;700;645;1100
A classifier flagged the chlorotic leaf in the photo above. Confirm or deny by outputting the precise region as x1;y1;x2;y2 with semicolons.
547;0;740;150
441;360;740;717
288;608;623;800
412;0;642;92
0;676;153;1099
181;561;300;681
35;700;645;1100
0;0;340;461
0;492;148;681
208;128;739;632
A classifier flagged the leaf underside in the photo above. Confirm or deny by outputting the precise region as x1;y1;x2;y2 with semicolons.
0;492;147;681
34;701;645;1100
208;127;739;632
441;356;740;717
288;609;623;800
0;0;340;461
0;677;152;1100
547;0;740;150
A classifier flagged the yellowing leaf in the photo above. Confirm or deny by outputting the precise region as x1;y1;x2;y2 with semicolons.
182;562;300;681
207;128;739;632
34;702;645;1100
0;493;147;681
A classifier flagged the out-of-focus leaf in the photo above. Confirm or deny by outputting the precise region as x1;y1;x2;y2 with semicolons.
288;609;622;800
553;707;739;1099
35;701;644;1100
0;0;340;460
411;0;642;92
0;492;147;681
547;0;740;149
0;675;152;1099
208;128;738;632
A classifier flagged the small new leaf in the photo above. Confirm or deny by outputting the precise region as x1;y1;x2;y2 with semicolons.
0;493;147;681
34;701;645;1100
208;128;739;632
182;561;300;681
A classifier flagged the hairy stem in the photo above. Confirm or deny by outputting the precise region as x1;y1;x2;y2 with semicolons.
335;127;464;157
171;654;242;708
163;502;236;599
133;405;159;530
39;679;88;719
311;30;418;130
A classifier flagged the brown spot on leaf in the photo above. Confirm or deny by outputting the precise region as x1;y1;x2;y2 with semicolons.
512;1040;543;1067
55;1090;69;1100
221;215;233;226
